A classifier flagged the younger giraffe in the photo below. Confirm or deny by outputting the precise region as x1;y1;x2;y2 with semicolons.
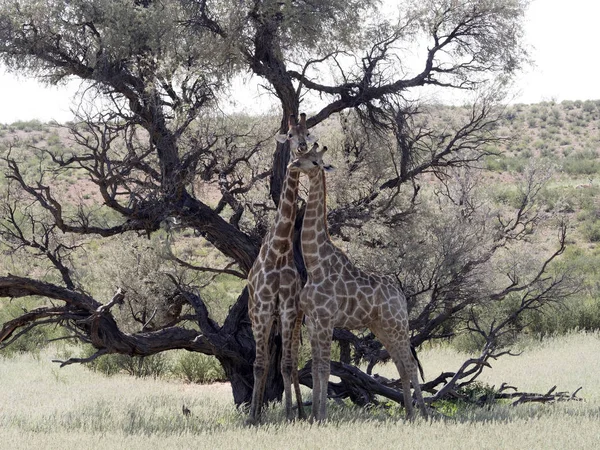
289;145;427;421
247;114;316;424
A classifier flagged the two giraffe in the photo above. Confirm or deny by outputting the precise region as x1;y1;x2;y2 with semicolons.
247;113;315;424
248;115;427;423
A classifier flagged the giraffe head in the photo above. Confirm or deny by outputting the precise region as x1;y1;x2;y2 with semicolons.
275;113;317;154
288;143;334;175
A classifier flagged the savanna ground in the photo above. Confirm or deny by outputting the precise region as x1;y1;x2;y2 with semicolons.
1;331;599;450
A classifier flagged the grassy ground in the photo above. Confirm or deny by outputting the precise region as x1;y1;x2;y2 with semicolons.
1;332;599;449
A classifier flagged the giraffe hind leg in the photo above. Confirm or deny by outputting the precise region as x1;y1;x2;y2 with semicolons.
280;314;297;421
390;343;428;419
247;316;274;425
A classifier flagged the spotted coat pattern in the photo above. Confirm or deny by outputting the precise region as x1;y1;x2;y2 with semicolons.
290;147;428;421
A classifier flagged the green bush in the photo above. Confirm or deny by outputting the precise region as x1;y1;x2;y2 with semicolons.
563;159;600;175
485;157;507;172
171;351;226;384
10;119;45;132
581;219;600;243
47;133;61;146
0;299;68;358
0;326;49;358
525;297;600;336
86;351;171;378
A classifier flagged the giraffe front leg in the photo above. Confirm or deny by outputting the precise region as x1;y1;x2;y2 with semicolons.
291;311;306;420
307;316;333;422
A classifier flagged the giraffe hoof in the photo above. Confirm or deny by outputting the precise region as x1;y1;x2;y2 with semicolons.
245;416;260;427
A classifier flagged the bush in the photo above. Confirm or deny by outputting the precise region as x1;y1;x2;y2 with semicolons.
86;351;171;378
485;157;507;172
0;299;67;358
0;326;49;358
10;119;45;132
563;159;600;175
525;297;600;335
171;351;226;384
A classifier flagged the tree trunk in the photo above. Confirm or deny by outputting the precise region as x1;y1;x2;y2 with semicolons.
205;287;284;406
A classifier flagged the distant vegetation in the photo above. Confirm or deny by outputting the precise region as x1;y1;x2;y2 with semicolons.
2;99;600;366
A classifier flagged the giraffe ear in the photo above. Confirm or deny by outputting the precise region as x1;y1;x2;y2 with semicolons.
275;133;288;143
299;113;307;128
306;132;318;144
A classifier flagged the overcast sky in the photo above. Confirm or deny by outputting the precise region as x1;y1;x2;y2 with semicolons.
0;0;598;124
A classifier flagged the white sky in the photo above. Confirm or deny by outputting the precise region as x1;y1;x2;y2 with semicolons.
0;0;598;124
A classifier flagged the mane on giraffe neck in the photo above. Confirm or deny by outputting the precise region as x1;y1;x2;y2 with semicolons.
317;170;331;240
301;168;333;265
270;166;300;242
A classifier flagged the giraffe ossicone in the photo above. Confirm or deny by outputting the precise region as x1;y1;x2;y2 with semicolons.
275;113;317;153
246;114;317;424
289;145;428;422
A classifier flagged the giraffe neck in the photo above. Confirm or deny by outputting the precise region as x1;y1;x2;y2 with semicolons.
271;168;300;244
301;169;330;269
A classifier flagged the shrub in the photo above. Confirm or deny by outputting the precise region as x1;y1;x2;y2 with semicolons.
10;119;45;132
563;159;600;175
485;157;507;172
580;219;600;243
0;326;49;358
47;133;61;146
86;351;171;378
171;351;226;384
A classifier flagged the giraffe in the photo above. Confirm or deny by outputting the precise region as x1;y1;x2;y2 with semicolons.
246;113;316;424
289;144;428;421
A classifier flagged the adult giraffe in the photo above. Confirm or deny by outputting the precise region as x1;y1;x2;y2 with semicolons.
289;144;427;421
246;113;316;424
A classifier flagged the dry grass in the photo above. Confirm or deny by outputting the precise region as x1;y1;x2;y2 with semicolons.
2;332;600;449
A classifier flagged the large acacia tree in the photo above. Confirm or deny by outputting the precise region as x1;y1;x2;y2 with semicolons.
0;0;574;407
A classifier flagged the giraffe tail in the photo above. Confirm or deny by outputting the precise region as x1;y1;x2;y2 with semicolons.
410;344;425;381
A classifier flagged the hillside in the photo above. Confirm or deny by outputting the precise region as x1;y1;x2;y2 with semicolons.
1;99;600;336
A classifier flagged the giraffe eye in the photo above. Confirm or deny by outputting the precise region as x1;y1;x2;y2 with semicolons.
288;133;293;139
312;161;318;166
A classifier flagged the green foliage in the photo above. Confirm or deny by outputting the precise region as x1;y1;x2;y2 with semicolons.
562;159;600;175
450;332;487;355
0;299;67;358
171;351;226;384
485;156;507;171
83;347;227;383
0;326;48;357
581;219;600;243
9;119;45;132
86;350;171;378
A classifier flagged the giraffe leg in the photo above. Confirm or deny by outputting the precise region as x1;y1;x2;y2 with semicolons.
291;311;306;420
389;341;428;419
247;315;274;425
397;359;415;419
308;318;333;422
280;312;297;421
371;322;426;420
408;344;428;417
306;316;322;422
